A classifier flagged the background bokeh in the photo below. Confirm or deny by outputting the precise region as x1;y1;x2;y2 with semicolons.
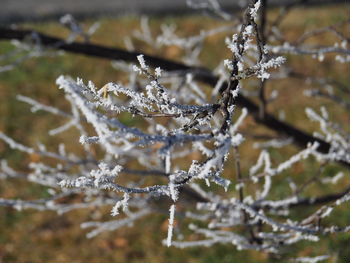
0;1;350;262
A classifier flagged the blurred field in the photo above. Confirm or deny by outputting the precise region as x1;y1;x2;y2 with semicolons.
0;4;350;263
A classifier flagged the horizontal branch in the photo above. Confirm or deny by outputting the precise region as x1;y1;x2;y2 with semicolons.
254;185;350;210
291;185;350;207
0;27;349;169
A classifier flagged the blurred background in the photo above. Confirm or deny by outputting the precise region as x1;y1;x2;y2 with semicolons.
0;1;350;263
0;0;348;24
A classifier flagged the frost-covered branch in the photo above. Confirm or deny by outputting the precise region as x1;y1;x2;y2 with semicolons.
0;1;349;260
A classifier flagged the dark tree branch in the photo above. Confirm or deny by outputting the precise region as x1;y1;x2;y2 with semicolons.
292;185;350;207
0;27;349;169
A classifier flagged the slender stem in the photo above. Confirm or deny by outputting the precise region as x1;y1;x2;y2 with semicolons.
257;0;267;119
234;146;244;202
